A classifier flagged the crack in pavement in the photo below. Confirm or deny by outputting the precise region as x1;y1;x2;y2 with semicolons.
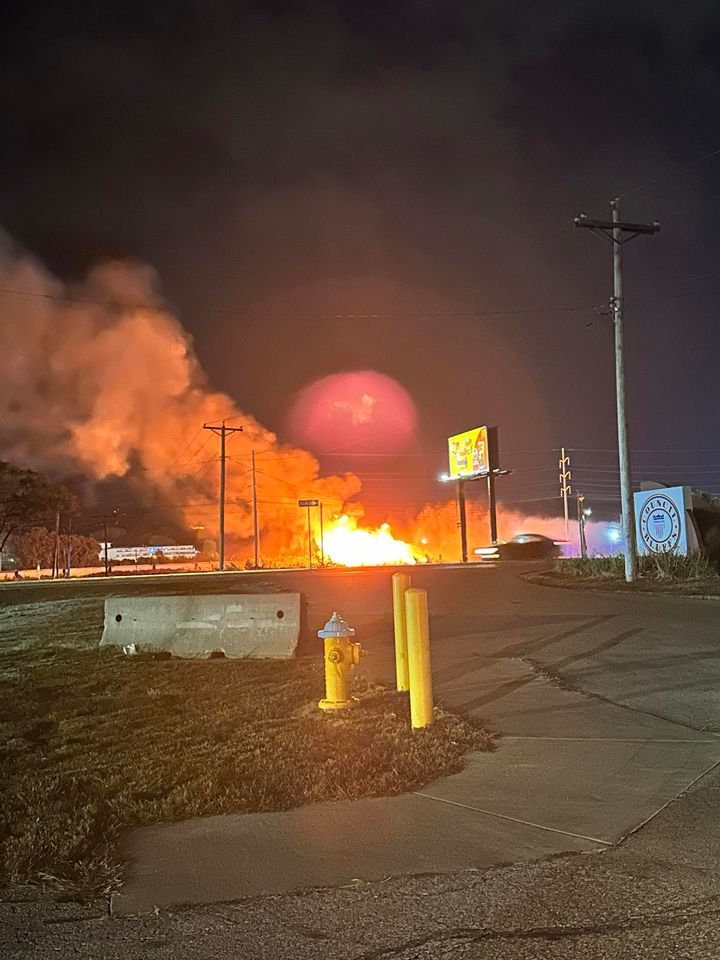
523;655;720;737
351;895;720;959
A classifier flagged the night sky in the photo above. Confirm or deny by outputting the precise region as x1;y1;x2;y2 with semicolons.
3;1;720;518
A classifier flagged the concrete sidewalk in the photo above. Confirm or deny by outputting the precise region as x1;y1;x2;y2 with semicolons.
112;600;720;915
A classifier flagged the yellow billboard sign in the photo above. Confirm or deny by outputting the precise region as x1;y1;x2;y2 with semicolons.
448;426;489;479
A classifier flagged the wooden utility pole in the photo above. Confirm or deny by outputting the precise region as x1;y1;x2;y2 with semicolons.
575;204;660;582
65;515;73;577
52;510;60;579
251;449;260;567
103;517;110;577
203;422;244;571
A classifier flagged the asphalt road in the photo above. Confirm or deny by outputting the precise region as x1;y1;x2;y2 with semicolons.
3;563;720;957
7;560;718;731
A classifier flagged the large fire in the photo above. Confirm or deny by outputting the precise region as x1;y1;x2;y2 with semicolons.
0;232;594;569
319;514;423;566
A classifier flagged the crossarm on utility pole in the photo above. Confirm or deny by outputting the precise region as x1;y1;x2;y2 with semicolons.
203;422;244;572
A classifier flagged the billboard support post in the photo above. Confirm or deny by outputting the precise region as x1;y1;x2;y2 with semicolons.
487;471;498;545
458;478;468;563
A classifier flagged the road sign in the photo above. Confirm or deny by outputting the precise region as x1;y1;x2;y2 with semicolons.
298;499;319;507
634;486;697;556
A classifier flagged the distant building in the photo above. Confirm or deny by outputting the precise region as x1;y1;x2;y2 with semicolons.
98;543;199;562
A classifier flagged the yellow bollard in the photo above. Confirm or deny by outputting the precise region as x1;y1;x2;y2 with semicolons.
392;572;411;691
405;588;434;728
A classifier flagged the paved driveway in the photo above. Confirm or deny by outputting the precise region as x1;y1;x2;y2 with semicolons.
97;565;720;913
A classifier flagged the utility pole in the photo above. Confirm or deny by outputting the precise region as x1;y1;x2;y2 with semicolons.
52;510;60;579
203;422;244;571
251;449;260;568
103;517;110;577
457;478;468;563
101;509;118;577
559;448;572;541
577;494;588;559
65;515;73;578
575;203;660;582
319;502;325;566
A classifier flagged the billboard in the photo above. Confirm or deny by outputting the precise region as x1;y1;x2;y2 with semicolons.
448;426;489;479
634;486;697;556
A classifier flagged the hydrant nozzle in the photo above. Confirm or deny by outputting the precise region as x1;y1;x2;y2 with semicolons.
318;611;362;711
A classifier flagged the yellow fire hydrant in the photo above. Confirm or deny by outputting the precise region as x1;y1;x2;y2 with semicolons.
318;611;362;710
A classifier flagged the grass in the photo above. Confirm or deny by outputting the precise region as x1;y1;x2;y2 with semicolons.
0;643;496;900
555;552;718;582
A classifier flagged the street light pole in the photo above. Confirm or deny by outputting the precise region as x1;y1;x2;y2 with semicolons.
577;493;588;559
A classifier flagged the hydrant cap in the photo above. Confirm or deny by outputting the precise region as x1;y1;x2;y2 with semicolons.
318;611;356;639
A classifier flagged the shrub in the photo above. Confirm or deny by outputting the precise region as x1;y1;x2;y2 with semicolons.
556;552;717;581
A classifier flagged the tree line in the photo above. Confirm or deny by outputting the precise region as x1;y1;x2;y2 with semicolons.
0;461;99;571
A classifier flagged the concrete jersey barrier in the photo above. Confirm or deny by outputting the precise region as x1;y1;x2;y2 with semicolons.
100;594;301;658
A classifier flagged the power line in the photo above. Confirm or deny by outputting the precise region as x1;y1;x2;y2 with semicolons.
617;144;720;200
0;284;601;319
163;427;203;472
569;447;720;454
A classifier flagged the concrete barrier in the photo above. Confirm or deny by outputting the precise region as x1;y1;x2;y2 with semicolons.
100;594;301;658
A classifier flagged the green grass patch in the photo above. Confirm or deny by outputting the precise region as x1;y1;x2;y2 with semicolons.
0;645;495;899
556;552;718;581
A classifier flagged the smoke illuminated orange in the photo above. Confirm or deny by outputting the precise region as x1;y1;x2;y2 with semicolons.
0;232;586;569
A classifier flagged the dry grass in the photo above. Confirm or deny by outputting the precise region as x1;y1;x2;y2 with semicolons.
0;644;495;899
556;553;718;581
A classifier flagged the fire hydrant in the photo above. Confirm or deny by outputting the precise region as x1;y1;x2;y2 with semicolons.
318;611;362;710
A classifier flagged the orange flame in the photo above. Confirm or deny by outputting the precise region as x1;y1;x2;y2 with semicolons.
320;514;423;566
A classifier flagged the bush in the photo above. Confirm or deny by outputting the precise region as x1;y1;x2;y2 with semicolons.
557;556;625;579
642;552;717;581
556;552;718;581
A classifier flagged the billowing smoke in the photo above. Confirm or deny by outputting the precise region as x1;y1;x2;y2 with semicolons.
2;230;604;566
0;231;360;557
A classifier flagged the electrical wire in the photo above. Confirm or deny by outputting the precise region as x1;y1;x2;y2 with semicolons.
616;144;720;200
163;427;203;472
0;284;601;319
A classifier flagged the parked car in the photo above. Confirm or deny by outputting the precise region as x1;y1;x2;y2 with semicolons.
474;533;561;561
